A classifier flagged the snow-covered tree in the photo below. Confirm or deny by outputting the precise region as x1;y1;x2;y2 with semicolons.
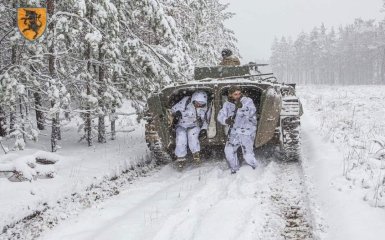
271;20;385;85
0;0;238;151
162;0;238;66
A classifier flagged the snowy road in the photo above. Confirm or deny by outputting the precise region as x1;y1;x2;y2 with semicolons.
3;86;385;240
38;159;314;240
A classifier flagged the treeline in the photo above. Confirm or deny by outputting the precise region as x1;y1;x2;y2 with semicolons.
0;0;237;151
270;19;385;85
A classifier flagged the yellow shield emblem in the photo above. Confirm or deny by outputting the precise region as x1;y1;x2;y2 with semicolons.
17;7;47;41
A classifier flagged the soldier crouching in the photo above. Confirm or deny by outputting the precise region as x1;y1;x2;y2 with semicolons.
171;91;210;168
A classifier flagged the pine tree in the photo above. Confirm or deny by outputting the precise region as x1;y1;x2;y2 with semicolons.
0;0;239;151
270;18;385;85
162;0;238;66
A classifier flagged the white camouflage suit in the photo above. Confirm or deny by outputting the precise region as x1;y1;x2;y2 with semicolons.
217;96;258;171
171;91;210;158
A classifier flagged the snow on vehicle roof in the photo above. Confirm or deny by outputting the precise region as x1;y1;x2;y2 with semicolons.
162;77;278;92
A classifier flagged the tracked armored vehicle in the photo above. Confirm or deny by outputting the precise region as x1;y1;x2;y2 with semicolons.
144;64;303;164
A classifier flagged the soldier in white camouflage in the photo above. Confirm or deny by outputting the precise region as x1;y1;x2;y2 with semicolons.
217;85;258;174
171;91;210;168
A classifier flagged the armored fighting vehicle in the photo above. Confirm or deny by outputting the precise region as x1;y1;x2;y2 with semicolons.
144;64;303;164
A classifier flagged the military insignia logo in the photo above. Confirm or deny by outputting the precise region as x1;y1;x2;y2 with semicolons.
17;7;47;41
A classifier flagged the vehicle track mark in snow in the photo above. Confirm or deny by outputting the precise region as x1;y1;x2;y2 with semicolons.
256;162;314;240
34;159;316;240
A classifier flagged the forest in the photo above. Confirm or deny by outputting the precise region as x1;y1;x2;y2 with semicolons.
0;0;237;152
270;19;385;85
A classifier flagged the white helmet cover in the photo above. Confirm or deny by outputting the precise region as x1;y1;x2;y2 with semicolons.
191;91;208;105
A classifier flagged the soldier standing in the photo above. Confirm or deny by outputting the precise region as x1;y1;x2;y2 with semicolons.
219;49;241;66
217;86;258;174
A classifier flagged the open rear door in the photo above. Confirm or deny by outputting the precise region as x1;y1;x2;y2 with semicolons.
255;87;281;148
147;93;171;149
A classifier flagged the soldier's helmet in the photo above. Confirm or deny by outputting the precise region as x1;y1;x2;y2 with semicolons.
191;91;208;107
221;49;233;58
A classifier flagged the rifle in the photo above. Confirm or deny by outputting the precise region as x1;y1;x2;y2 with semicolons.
170;97;191;131
195;107;203;128
226;104;239;142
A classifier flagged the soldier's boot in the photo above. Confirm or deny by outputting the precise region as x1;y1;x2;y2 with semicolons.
193;152;201;165
176;157;187;169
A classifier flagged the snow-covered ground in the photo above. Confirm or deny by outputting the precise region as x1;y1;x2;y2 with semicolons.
299;85;385;207
37;160;313;240
301;114;385;240
2;85;385;240
0;102;150;237
298;85;385;239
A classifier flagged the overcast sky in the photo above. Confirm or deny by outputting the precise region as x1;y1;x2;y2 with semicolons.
220;0;384;62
